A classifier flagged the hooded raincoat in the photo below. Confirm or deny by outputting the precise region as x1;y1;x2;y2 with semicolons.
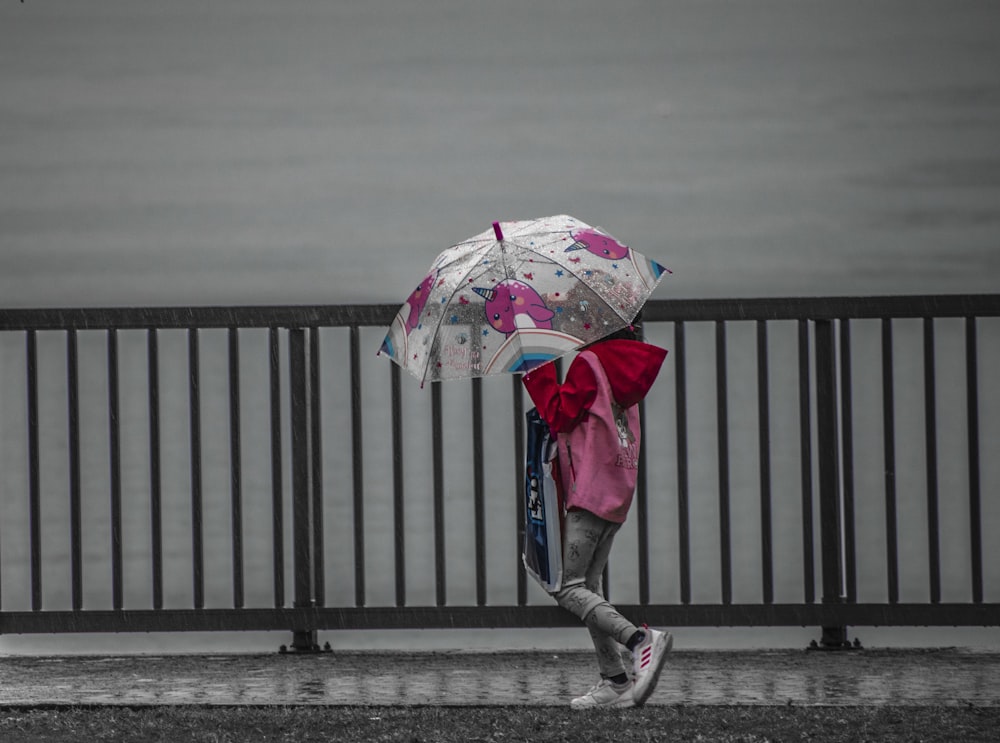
522;339;667;523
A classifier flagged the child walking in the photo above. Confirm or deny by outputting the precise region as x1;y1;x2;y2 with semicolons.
521;323;672;709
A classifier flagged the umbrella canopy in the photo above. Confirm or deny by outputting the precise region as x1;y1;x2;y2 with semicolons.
380;214;669;384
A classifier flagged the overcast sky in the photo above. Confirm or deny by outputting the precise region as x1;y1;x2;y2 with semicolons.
2;0;998;309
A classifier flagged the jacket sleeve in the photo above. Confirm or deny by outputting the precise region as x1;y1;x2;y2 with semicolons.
521;357;599;434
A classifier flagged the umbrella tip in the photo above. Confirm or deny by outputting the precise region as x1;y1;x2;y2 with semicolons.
492;221;503;241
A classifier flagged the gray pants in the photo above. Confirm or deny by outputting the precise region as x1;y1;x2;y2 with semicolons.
554;508;638;678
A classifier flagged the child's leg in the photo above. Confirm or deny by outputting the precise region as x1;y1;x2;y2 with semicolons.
557;509;637;678
584;584;631;679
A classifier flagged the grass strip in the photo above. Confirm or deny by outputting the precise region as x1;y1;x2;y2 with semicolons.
1;705;998;742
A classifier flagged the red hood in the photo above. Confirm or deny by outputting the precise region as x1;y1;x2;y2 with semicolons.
584;339;667;408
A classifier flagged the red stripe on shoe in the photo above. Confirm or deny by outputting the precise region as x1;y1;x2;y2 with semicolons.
639;647;652;668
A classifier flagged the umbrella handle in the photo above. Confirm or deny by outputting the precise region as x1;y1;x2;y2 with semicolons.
493;221;503;241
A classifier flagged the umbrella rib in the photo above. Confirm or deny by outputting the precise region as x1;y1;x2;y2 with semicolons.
430;243;492;275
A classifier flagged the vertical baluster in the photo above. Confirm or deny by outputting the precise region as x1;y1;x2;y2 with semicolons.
715;321;731;604
631;318;650;605
269;328;284;608
882;319;899;604
839;320;857;604
26;330;41;611
432;382;446;606
966;317;983;603
391;361;405;607
68;330;83;610
108;329;123;611
148;329;163;610
350;325;365;606
512;375;527;606
309;327;324;608
815;320;846;648
923;318;940;604
290;329;311;614
289;328;315;652
637;396;650;605
189;328;204;609
798;320;815;603
757;320;773;604
472;377;486;606
674;321;690;605
228;328;244;609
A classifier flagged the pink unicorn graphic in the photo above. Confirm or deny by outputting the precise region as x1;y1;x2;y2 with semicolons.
564;228;630;260
472;280;554;335
404;271;437;333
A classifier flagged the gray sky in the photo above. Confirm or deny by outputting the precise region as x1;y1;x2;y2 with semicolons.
2;0;999;308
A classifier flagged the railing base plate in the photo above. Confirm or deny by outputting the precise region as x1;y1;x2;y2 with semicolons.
279;630;331;655
809;626;863;651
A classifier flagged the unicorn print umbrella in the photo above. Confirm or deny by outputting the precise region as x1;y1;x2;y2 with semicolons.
379;214;669;385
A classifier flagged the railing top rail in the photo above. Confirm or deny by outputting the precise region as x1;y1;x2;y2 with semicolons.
1;294;998;332
0;304;396;332
642;294;1000;323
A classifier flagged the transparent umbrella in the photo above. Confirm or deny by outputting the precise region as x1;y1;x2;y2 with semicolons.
379;214;669;385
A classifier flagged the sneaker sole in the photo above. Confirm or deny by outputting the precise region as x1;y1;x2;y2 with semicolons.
633;632;673;707
571;697;635;710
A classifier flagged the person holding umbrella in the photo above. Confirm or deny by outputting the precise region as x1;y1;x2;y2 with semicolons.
381;215;672;706
521;316;672;709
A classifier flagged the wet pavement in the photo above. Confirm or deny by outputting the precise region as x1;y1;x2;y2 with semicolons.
2;648;999;707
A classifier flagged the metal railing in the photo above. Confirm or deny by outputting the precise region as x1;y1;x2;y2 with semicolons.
0;295;997;650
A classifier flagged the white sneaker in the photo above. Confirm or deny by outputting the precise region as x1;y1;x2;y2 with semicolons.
570;678;635;709
631;626;673;706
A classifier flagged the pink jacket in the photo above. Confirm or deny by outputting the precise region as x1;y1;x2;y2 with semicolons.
522;340;667;523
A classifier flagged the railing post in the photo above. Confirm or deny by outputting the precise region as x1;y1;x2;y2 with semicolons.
286;327;319;653
812;319;854;649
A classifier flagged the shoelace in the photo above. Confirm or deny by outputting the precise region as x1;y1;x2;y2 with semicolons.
586;679;610;695
585;678;626;699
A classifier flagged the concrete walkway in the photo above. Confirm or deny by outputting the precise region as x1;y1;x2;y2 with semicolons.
2;648;998;707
